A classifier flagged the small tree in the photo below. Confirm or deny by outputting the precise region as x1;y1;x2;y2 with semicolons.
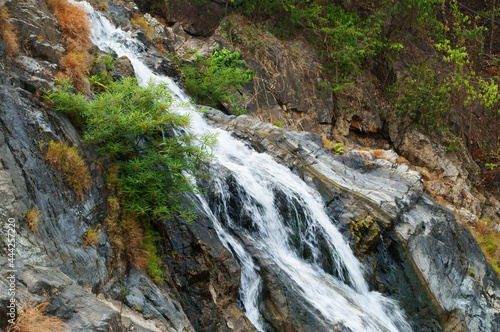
46;77;215;223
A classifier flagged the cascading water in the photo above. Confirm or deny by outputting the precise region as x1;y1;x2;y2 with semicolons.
80;2;412;331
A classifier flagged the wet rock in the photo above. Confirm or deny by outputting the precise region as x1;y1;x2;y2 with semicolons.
204;109;500;331
0;38;6;60
161;205;259;332
113;56;135;80
0;72;193;332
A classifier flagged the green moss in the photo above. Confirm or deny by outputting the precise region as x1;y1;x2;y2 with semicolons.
350;215;380;258
143;227;164;284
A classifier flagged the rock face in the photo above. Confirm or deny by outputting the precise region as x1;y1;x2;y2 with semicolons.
203;109;500;331
5;0;64;64
138;0;227;37
2;0;500;331
0;71;200;331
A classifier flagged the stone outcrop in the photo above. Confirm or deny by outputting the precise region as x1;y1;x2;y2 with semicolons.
203;109;500;331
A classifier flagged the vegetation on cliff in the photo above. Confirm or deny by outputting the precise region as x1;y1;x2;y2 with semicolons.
45;77;215;279
180;45;253;114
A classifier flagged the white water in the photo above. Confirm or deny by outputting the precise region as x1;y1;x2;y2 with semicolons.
81;3;412;331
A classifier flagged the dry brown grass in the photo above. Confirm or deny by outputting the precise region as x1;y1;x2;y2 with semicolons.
0;6;20;58
25;206;41;234
7;297;67;332
105;165;146;270
60;52;89;90
46;0;91;90
45;140;91;201
105;199;146;270
397;156;410;165
371;149;385;159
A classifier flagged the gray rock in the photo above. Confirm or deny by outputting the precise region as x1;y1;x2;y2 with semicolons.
203;109;500;331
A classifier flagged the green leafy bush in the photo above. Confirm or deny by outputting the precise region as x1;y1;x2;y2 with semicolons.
387;64;450;131
237;1;388;90
45;77;214;223
181;45;253;114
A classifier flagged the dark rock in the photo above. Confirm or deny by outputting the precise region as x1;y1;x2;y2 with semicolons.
113;56;136;80
0;38;6;60
203;109;500;331
5;0;62;61
141;0;227;37
161;200;258;332
0;71;194;332
107;1;133;27
27;35;65;64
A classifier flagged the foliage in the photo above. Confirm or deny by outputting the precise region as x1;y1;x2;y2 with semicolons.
436;40;500;110
45;140;91;200
82;227;100;248
46;0;91;90
387;64;450;131
143;227;164;284
181;45;253;113
25;206;41;235
7;296;67;332
237;0;390;90
131;13;154;39
45;77;214;223
272;120;283;128
350;215;380;257
0;6;19;58
321;137;345;154
470;219;500;278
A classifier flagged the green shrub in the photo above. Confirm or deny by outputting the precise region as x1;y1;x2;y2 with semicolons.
237;1;388;90
45;77;214;223
143;227;164;284
387;64;450;131
181;45;253;113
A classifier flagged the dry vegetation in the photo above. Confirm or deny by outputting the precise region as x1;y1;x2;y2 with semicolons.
82;227;99;248
371;149;385;159
105;165;146;270
131;13;154;39
45;140;91;200
0;6;20;58
469;219;500;277
25;206;41;234
46;0;91;90
7;296;67;332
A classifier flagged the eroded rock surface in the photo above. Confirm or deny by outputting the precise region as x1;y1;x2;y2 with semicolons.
203;109;500;331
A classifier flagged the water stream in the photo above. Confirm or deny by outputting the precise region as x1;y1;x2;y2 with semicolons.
81;2;412;331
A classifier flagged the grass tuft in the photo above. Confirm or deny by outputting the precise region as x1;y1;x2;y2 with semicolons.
7;296;67;332
322;136;345;154
470;219;500;278
45;140;91;201
0;6;20;58
131;14;154;39
82;227;99;248
25;206;41;235
46;0;91;90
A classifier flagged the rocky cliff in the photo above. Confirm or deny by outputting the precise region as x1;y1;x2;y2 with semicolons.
1;0;500;331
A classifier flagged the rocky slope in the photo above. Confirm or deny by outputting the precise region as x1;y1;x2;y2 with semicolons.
0;0;500;331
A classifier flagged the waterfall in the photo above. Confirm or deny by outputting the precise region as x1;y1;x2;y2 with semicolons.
79;2;412;331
